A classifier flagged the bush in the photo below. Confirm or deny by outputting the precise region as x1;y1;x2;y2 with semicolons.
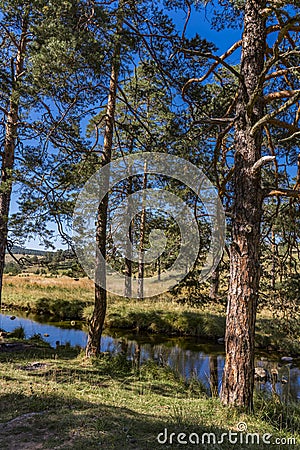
4;262;21;275
35;297;86;320
9;326;25;339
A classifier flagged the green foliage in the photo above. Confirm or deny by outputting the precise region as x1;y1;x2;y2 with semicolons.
9;325;25;339
3;261;22;275
92;352;133;378
34;297;86;320
27;333;51;347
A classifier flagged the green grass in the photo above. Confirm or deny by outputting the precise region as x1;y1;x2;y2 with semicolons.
2;275;226;338
2;275;300;353
0;343;299;449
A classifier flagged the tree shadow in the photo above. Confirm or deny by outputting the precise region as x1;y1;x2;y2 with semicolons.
112;310;225;338
0;390;286;450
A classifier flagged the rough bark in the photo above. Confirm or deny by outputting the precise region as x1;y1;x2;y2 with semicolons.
220;0;266;410
271;228;276;289
85;2;124;357
0;16;28;308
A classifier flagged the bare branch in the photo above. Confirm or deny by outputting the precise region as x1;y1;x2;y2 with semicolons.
267;118;300;132
0;23;19;47
252;156;276;174
278;130;300;143
264;89;300;102
265;66;300;80
0;105;8;115
182;40;242;98
192;117;234;125
267;24;300;34
264;125;279;186
181;0;191;41
265;188;300;199
251;91;300;135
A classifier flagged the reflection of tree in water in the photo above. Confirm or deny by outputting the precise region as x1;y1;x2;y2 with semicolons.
107;335;300;402
289;368;300;401
209;355;218;397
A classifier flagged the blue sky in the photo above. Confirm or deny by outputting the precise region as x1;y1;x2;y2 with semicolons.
171;3;242;55
11;4;243;251
12;3;297;251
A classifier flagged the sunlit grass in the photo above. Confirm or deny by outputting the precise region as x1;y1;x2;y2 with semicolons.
0;346;299;449
2;275;300;352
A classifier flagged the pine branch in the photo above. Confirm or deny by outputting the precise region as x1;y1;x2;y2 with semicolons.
252;156;276;174
181;40;242;99
264;89;300;102
264;188;300;199
251;91;300;135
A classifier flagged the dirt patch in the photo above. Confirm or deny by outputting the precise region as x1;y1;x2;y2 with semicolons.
0;411;53;450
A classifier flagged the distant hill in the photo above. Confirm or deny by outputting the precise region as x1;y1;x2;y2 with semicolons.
8;246;52;256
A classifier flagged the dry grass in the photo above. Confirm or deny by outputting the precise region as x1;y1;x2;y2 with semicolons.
4;274;93;289
3;275;94;304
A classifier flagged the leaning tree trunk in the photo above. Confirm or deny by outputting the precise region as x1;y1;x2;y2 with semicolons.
0;17;28;308
85;2;124;357
220;0;266;410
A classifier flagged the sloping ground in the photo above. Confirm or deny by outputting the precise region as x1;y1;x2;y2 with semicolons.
0;345;299;449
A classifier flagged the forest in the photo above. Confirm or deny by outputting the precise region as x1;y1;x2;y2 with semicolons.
0;0;300;449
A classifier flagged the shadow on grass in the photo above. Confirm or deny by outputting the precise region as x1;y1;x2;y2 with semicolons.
34;297;86;320
106;310;225;338
0;346;299;450
0;391;286;450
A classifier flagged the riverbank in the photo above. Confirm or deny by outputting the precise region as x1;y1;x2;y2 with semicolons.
0;340;299;449
2;275;300;354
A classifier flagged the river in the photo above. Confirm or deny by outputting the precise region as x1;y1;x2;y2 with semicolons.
1;311;299;402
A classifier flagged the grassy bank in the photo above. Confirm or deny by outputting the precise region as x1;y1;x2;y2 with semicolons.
2;275;300;354
0;341;299;449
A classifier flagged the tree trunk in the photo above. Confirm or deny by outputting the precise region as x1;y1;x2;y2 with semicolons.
157;255;161;281
220;0;266;410
0;16;28;308
85;2;124;357
124;172;133;297
137;163;147;300
209;265;220;301
271;228;276;289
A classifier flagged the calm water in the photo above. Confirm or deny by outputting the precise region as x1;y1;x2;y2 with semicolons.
1;311;299;401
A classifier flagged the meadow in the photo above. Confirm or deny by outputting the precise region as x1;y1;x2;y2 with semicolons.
1;275;300;449
0;342;299;449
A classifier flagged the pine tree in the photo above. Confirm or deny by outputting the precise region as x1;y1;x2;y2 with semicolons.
183;0;300;410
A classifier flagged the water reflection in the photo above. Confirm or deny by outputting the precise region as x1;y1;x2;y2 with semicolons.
0;311;299;402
